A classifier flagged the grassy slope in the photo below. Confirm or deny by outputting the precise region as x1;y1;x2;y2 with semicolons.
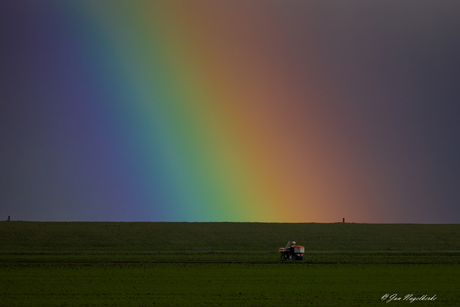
1;221;459;252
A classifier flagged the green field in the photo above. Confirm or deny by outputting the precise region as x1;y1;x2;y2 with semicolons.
2;221;460;251
1;222;459;306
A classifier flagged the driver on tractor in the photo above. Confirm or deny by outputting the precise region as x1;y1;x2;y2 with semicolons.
290;241;296;259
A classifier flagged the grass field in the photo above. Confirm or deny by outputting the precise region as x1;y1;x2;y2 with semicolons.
1;221;460;251
0;222;459;306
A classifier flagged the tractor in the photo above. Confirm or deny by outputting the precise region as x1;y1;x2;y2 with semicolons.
279;241;304;261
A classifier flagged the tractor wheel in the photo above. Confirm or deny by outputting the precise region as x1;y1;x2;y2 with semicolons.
281;254;287;261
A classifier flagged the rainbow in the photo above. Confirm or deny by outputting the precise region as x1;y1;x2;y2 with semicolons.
4;1;397;222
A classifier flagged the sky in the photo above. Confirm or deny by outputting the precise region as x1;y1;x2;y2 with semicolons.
1;1;459;223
